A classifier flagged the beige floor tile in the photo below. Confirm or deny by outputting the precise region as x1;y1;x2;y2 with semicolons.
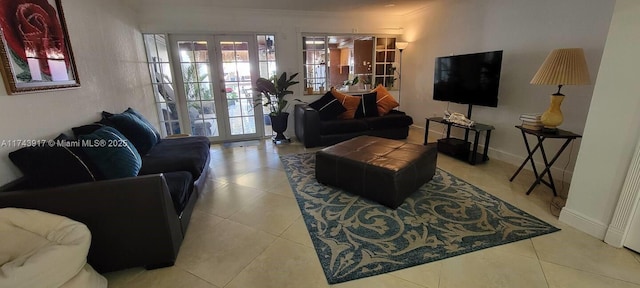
195;182;265;218
280;216;314;248
487;239;538;259
542;261;640;288
107;266;218;288
532;227;640;284
264;176;296;198
438;249;548;288
388;262;442;288
228;167;289;192
225;238;329;288
633;250;640;263
228;192;301;235
332;274;426;288
183;209;224;239
112;129;640;287
175;220;276;287
104;267;145;288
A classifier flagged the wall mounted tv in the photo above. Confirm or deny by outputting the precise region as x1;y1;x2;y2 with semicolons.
433;50;503;107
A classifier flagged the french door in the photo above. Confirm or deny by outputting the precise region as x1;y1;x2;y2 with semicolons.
170;35;263;141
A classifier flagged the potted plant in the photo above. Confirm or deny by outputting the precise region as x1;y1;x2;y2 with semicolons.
255;72;299;142
361;75;372;90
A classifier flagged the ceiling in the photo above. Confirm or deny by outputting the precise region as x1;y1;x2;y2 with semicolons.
121;0;430;16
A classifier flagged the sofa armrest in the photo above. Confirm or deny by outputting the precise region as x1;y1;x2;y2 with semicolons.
294;104;322;148
0;174;183;273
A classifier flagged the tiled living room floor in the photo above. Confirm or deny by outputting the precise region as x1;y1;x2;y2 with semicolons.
105;127;640;288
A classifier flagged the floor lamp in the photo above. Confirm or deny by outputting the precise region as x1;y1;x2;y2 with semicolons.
396;41;409;107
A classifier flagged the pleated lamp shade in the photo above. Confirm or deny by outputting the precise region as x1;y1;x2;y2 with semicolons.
530;48;591;86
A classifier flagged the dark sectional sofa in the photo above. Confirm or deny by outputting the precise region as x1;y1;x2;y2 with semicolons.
0;108;210;273
294;104;414;148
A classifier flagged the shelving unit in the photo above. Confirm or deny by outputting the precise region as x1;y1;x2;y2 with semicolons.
424;117;495;165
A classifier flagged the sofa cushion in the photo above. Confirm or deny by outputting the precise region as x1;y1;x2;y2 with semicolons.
71;124;106;138
355;92;379;118
108;112;159;155
138;136;210;179
123;108;162;142
331;87;361;120
308;91;346;121
163;171;193;214
79;126;142;179
8;134;102;188
319;118;368;135
372;84;399;115
363;111;414;130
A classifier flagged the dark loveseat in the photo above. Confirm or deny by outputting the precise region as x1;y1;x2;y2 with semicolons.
295;104;413;148
0;109;210;273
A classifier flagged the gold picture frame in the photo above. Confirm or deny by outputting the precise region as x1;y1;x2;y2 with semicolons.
0;0;80;94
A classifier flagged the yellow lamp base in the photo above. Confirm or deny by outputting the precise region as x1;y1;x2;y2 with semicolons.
541;94;564;130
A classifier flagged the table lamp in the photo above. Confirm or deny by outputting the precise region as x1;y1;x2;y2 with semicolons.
530;48;590;132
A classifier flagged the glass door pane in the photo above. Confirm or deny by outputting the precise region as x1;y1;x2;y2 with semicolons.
220;41;255;135
176;40;220;137
216;36;261;140
169;34;264;142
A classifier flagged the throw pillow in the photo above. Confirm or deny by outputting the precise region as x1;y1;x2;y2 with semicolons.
79;126;142;179
308;91;347;121
8;134;101;188
330;87;361;119
124;107;162;142
103;108;161;141
354;92;380;118
71;123;105;138
372;84;399;115
108;112;158;155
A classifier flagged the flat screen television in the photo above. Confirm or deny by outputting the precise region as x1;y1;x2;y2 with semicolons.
433;50;503;107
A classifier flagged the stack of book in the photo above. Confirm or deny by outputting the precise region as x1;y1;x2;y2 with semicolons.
520;113;543;130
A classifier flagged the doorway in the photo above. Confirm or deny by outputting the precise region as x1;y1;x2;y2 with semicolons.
169;35;263;142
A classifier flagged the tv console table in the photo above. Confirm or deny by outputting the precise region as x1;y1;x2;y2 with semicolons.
424;117;495;165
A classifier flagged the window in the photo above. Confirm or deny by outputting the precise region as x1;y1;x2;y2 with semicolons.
375;37;397;88
302;36;327;94
302;34;398;94
143;34;181;136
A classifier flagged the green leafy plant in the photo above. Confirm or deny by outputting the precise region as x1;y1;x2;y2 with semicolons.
343;76;359;86
255;72;300;116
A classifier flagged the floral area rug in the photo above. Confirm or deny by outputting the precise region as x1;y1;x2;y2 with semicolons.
280;152;559;284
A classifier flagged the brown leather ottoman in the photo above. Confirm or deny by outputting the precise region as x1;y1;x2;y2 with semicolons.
315;135;437;209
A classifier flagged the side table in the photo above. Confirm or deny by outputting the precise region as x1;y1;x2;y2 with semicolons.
509;126;582;196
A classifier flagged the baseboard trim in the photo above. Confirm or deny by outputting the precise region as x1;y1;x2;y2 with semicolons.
604;226;625;247
559;207;608;239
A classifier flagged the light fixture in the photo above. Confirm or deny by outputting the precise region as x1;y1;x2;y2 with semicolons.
396;41;409;107
396;41;409;51
530;48;590;132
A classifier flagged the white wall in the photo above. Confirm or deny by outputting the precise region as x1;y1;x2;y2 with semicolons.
560;0;640;239
0;0;154;185
399;0;614;184
134;6;407;138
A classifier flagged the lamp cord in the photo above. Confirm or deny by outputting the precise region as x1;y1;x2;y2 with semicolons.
550;141;575;217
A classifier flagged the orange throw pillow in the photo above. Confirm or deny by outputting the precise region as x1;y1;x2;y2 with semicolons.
372;84;399;115
331;87;361;119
